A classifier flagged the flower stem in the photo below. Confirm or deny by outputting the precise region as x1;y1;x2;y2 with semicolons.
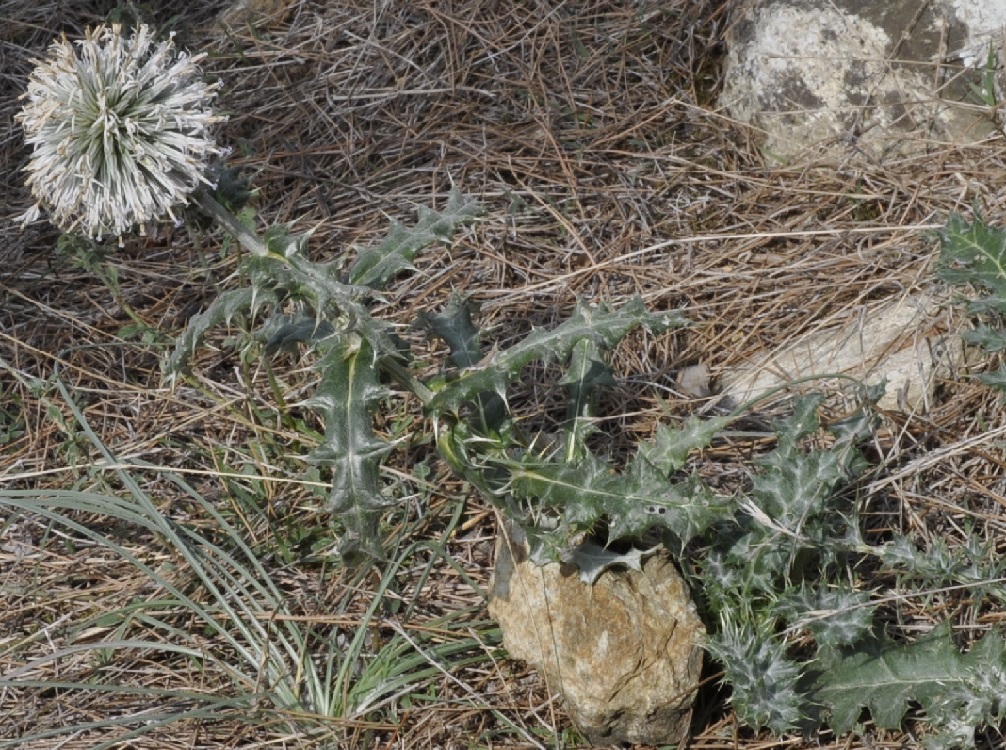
195;190;268;257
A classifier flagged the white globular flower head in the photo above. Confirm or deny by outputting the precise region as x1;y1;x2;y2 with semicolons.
16;24;226;240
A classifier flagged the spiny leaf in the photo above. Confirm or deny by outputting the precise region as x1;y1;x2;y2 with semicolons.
435;417;508;492
421;296;507;432
772;584;874;649
718;525;791;596
962;325;1006;352
640;414;732;475
815;621;1006;744
347;189;480;289
773;394;824;449
974;364;1006;394
428;296;686;415
717;412;866;596
267;252;404;363
564;541;658;585
517;529;658;585
752;447;847;530
420;295;483;369
936;214;1006;311
828;402;881;445
259;312;335;354
239;230;401;360
508;451;734;557
877;532;1006;605
615;459;731;545
740;397;865;549
165;286;274;383
558;338;613;463
304;334;395;562
705;620;806;735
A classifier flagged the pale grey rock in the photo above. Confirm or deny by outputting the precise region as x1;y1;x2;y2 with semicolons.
721;289;967;414
721;0;1006;161
488;524;705;745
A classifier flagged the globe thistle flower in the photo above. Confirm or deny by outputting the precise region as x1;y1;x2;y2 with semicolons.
16;24;226;241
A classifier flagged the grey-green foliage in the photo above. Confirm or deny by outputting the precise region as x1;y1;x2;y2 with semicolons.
169;188;728;573
426;296;685;414
936;213;1006;300
817;621;1006;750
693;387;1006;749
877;529;1006;610
304;334;395;560
695;211;1006;747
699;394;877;734
346;200;473;288
168;189;715;569
937;213;1006;383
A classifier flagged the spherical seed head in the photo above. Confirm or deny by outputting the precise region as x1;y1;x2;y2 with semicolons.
16;24;226;241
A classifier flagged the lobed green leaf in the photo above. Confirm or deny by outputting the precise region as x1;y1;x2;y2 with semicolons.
304;334;395;561
815;621;1006;746
772;584;874;649
962;324;1006;352
347;188;480;289
558;338;613;463
507;451;734;576
974;364;1006;393
165;286;273;382
427;296;686;415
936;214;1006;312
640;414;732;475
705;620;806;735
421;296;506;431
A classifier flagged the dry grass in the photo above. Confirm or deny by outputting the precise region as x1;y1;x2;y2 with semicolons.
4;0;1006;747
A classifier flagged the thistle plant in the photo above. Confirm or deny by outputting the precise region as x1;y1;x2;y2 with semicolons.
18;23;1006;750
16;24;224;240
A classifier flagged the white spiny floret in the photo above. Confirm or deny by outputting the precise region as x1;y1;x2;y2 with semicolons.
16;24;225;240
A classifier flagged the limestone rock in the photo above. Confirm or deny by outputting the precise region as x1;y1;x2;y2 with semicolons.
721;0;1006;161
489;525;705;745
721;289;965;413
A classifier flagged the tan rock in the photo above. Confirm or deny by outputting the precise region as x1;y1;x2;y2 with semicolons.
489;525;705;745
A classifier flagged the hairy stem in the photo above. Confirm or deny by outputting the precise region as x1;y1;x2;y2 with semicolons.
196;190;268;257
